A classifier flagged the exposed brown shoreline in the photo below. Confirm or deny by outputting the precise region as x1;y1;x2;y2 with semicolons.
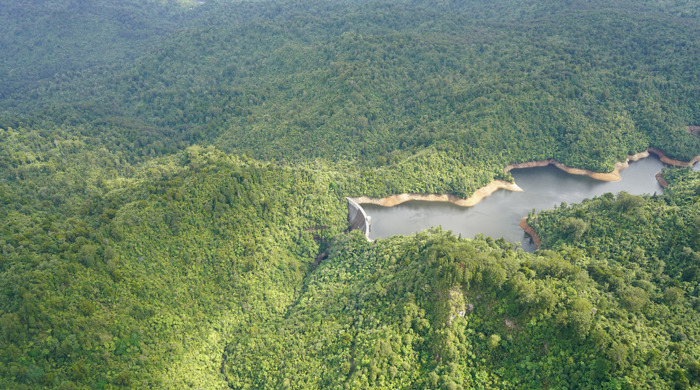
351;180;523;207
352;148;699;209
504;150;650;182
354;147;697;208
655;172;669;188
512;147;699;250
519;217;541;250
349;146;698;245
647;147;700;168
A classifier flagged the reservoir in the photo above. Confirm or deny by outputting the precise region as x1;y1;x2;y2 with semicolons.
362;156;672;251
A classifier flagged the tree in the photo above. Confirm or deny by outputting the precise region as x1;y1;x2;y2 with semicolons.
560;217;589;241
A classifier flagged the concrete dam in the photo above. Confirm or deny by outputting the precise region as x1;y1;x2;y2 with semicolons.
346;198;371;241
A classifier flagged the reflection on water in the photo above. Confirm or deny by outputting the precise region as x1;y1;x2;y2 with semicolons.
363;156;670;251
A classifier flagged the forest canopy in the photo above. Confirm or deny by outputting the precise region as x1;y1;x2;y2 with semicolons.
0;0;698;388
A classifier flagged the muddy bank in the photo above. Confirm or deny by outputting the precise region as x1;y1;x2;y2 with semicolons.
655;172;669;188
504;146;698;188
354;147;695;209
647;147;700;168
352;180;523;208
352;146;693;245
519;217;540;250
505;151;650;182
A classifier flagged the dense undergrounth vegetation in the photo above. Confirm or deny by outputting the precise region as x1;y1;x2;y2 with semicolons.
1;0;698;388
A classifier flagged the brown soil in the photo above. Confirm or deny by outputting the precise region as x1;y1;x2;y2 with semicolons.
349;147;697;245
655;172;669;188
647;147;700;168
519;217;541;250
505;151;650;182
352;180;523;207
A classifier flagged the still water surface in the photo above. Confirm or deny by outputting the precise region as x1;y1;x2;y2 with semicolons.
362;156;673;251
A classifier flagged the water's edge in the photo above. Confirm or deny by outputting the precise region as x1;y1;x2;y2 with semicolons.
347;147;698;244
351;147;697;209
352;180;522;208
519;217;541;250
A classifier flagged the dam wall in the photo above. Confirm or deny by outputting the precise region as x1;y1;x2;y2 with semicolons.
346;197;371;241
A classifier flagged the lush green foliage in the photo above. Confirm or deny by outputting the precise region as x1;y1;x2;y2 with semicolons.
0;134;345;388
3;0;699;198
0;0;200;100
223;230;638;388
0;0;699;388
528;169;700;389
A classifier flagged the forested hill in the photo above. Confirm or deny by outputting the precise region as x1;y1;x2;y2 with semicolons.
3;0;699;179
1;0;699;389
224;173;700;389
0;0;205;99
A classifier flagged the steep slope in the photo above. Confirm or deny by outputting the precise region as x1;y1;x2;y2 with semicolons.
0;0;203;99
3;0;698;188
0;0;699;388
526;168;700;388
224;170;700;389
0;136;345;388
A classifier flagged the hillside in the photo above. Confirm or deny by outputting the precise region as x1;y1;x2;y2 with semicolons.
0;0;699;388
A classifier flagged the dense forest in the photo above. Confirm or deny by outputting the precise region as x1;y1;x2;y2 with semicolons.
0;0;698;388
